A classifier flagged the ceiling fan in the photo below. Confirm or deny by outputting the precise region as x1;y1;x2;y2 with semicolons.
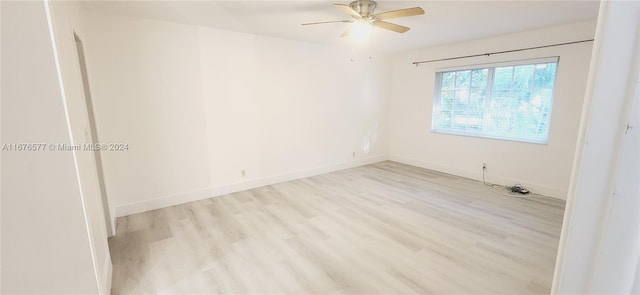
302;0;425;37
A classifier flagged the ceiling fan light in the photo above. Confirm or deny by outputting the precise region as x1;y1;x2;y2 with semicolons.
351;19;373;39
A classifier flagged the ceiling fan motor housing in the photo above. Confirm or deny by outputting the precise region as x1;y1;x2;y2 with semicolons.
350;0;377;19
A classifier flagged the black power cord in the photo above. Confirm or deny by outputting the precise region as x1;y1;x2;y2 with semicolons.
482;166;532;197
508;184;530;195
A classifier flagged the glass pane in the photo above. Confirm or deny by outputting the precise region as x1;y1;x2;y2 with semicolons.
531;88;553;110
492;89;512;102
439;111;452;128
440;91;454;109
455;89;469;103
511;88;531;104
467;90;483;112
534;63;557;88
470;89;486;99
493;66;513;89
513;65;534;89
471;69;488;89
440;91;454;111
441;72;455;90
455;70;471;89
441;90;454;101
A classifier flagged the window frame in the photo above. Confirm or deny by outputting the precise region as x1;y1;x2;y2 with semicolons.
431;57;560;144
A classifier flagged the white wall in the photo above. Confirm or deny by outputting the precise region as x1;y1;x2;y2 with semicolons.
552;1;640;293
389;20;596;199
81;11;390;217
1;1;101;293
82;11;212;218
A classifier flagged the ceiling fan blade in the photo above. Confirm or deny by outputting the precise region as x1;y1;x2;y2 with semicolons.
374;7;425;20
334;3;361;18
372;21;410;33
302;20;352;26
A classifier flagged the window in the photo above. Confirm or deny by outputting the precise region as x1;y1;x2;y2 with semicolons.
432;57;558;144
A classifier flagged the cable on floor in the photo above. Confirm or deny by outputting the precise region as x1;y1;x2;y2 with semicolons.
482;167;532;198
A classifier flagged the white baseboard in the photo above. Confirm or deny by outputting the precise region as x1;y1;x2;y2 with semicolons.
389;154;567;200
113;155;388;220
113;153;564;229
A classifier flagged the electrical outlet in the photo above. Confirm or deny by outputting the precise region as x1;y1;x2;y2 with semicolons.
241;170;246;177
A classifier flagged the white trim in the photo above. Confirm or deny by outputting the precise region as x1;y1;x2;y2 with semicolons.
389;154;567;200
44;1;102;293
101;255;112;295
436;56;560;72
109;210;116;238
113;155;388;220
430;128;549;145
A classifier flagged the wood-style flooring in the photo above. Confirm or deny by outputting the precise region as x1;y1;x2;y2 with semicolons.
109;161;565;294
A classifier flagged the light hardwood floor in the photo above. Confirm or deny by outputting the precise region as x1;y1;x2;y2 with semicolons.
109;161;565;294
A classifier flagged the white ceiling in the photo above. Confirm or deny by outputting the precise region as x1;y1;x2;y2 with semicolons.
80;0;600;52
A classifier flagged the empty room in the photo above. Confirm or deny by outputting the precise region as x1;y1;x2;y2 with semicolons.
2;0;639;294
